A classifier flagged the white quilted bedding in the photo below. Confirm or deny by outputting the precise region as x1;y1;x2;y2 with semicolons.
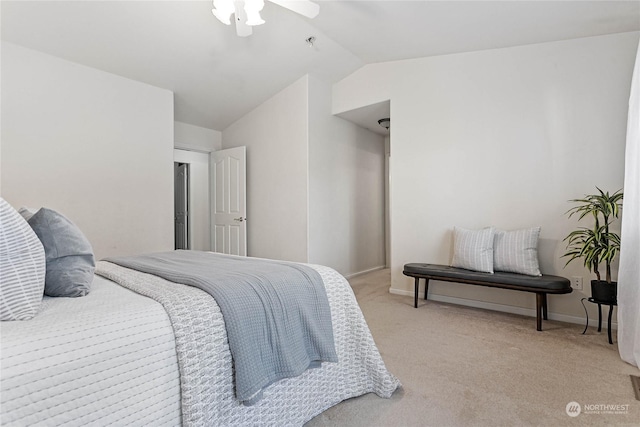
1;261;400;426
0;275;182;426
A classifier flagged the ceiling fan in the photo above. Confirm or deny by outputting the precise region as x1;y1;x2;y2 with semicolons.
212;0;319;37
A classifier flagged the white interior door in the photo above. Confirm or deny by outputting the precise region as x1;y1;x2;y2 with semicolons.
210;147;247;256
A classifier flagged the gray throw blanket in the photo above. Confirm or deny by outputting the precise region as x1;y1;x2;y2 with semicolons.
105;250;338;403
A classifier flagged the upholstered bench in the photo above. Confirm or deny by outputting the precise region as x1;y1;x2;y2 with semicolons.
403;263;572;331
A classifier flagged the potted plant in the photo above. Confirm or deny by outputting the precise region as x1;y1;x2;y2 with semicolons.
563;187;623;303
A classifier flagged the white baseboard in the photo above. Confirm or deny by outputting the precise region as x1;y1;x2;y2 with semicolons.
388;287;618;330
345;266;386;280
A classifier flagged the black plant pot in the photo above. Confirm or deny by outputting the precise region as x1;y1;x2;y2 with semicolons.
591;280;617;304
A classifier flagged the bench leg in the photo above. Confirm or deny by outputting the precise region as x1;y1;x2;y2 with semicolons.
424;279;429;301
542;293;548;320
414;278;419;308
536;293;544;331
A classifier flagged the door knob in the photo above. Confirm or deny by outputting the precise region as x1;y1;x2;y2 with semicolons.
234;217;246;222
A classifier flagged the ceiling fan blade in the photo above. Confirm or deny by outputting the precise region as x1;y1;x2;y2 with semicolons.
267;0;319;19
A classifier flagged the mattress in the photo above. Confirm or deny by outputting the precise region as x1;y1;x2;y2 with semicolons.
0;275;181;426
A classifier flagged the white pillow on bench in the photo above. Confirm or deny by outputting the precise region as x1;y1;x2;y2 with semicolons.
493;227;542;276
451;226;495;274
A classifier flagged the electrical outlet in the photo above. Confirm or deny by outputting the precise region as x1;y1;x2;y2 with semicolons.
571;276;583;290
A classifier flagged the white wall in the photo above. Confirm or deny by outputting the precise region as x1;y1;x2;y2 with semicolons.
222;76;309;262
384;135;390;269
174;121;222;152
1;42;174;259
333;32;639;321
308;75;386;277
222;75;387;274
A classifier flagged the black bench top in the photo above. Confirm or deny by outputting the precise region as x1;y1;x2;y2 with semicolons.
404;263;572;293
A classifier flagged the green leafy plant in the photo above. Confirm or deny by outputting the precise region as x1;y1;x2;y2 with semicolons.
563;188;623;283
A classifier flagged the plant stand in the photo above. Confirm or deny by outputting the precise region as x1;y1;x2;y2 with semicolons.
581;297;617;344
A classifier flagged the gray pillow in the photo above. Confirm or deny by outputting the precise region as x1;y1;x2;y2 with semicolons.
28;208;95;297
451;226;495;274
0;198;46;320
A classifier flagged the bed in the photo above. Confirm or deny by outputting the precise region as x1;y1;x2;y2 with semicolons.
0;199;400;426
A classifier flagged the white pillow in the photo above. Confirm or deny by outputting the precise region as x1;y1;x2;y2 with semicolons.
0;198;46;320
451;226;495;273
494;227;542;276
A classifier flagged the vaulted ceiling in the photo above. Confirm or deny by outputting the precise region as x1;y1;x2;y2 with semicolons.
2;1;638;131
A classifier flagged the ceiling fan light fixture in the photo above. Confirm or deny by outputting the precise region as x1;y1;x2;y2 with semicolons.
378;118;390;130
245;13;265;26
212;0;235;25
245;0;265;26
212;0;319;36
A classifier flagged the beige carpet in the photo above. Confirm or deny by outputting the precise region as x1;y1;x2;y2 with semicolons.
305;269;640;427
